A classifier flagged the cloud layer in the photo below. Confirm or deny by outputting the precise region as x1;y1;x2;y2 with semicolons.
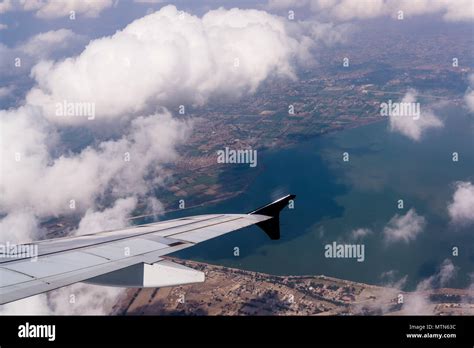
268;0;474;22
464;74;474;112
2;6;310;219
383;208;426;244
388;90;443;141
0;0;113;18
0;5;313;313
404;258;457;314
0;29;85;78
26;5;311;125
349;227;372;241
0;107;190;218
448;181;474;225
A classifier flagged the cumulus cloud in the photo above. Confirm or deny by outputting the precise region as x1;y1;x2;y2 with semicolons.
0;280;125;315
388;90;443;141
75;197;137;236
0;29;85;78
1;5;309;233
18;29;83;57
349;227;372;240
417;259;457;291
380;270;408;289
0;86;14;99
134;0;164;3
0;210;42;243
464;74;474;112
0;0;13;14
360;259;458;315
268;0;474;22
383;208;426;244
26;5;313;125
0;108;190;217
404;259;457;315
448;181;474;225
1;6;316;313
0;0;113;18
0;293;52;315
287;18;352;49
47;283;124;315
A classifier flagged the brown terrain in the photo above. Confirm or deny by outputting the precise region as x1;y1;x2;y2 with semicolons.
113;258;474;316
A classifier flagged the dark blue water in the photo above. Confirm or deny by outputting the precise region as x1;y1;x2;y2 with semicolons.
166;106;473;290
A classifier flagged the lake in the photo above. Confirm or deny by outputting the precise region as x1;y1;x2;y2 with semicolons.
168;105;473;290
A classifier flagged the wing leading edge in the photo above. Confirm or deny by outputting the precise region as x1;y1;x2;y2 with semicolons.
0;194;295;305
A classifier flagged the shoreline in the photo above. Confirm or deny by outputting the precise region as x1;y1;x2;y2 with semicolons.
114;258;473;316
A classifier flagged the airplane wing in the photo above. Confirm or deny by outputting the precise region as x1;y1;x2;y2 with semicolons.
0;194;295;305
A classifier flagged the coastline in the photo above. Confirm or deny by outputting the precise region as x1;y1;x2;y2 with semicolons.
114;258;474;316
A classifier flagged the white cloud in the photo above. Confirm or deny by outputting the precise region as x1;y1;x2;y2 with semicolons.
47;283;124;315
0;293;52;315
26;5;311;125
388;90;443;141
143;196;165;218
312;0;388;20
0;5;323;314
37;0;113;18
1;0;113;18
134;0;163;3
437;259;457;286
349;227;372;240
268;0;474;22
0;86;14;99
365;259;457;315
0;0;13;14
0;277;125;315
0;29;84;77
18;29;82;57
0;210;41;243
288;18;352;49
380;270;408;289
448;181;474;225
404;258;457;314
267;0;309;9
383;208;426;244
1;6;310;226
0;23;7;30
465;89;474;112
75;197;137;236
0;107;190;217
464;74;474;112
402;291;430;315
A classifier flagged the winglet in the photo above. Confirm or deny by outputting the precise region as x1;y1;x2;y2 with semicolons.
248;194;295;240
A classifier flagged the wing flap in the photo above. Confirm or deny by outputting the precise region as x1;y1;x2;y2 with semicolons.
85;260;204;288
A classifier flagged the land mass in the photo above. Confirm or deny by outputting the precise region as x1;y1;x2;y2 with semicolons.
114;258;474;316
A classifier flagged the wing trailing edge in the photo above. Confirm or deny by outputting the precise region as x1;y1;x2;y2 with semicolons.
85;259;205;288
